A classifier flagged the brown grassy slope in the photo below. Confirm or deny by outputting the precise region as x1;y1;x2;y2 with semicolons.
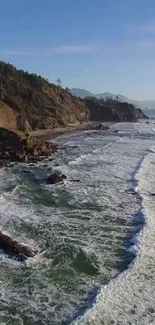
0;61;147;132
0;61;89;130
0;101;32;132
0;101;17;129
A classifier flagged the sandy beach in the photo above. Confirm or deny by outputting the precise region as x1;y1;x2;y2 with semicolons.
30;121;112;140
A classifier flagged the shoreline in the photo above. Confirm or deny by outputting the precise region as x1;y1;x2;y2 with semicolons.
0;121;111;261
29;121;112;141
0;122;111;168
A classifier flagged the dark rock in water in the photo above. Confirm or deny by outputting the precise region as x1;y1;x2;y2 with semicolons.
146;121;150;124
125;189;136;195
54;163;60;167
114;130;119;133
0;231;36;261
42;164;49;168
61;174;67;179
93;123;109;131
96;123;103;130
70;145;78;149
7;185;17;192
47;173;67;184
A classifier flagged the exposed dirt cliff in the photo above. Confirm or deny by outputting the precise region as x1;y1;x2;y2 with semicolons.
0;101;32;132
0;61;89;131
0;61;148;133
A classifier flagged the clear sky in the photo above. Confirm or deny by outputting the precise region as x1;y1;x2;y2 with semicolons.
0;0;155;100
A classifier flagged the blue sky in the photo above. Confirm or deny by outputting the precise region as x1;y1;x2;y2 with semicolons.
0;0;155;100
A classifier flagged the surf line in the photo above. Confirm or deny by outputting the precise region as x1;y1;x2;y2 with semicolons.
67;150;150;325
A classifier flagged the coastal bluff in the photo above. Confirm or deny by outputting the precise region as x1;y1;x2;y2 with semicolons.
0;60;148;133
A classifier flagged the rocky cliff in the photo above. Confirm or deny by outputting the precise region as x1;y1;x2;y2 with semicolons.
85;97;148;122
0;61;147;132
0;61;89;131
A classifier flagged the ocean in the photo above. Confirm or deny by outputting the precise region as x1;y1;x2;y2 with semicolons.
0;119;155;324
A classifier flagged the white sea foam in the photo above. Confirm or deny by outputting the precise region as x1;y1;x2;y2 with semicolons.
72;122;155;325
0;121;155;324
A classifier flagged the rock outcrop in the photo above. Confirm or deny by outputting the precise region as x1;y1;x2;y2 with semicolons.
92;123;109;130
47;173;67;184
0;127;56;165
0;231;36;261
136;108;148;119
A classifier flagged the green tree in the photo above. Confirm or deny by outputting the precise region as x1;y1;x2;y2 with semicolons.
57;78;62;87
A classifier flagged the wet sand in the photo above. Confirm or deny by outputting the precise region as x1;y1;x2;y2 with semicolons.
30;123;94;141
30;122;112;141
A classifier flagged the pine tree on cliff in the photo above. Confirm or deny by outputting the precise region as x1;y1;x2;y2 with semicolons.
57;78;62;88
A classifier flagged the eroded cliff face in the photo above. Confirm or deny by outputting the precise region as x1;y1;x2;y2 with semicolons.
0;101;32;132
0;61;148;133
85;97;148;122
25;87;90;130
136;108;148;119
0;61;89;130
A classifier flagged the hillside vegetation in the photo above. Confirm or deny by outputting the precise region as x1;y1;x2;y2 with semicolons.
71;88;154;109
85;97;147;122
0;61;89;131
0;61;147;132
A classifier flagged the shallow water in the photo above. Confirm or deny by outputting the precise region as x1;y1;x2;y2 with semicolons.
0;121;155;324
